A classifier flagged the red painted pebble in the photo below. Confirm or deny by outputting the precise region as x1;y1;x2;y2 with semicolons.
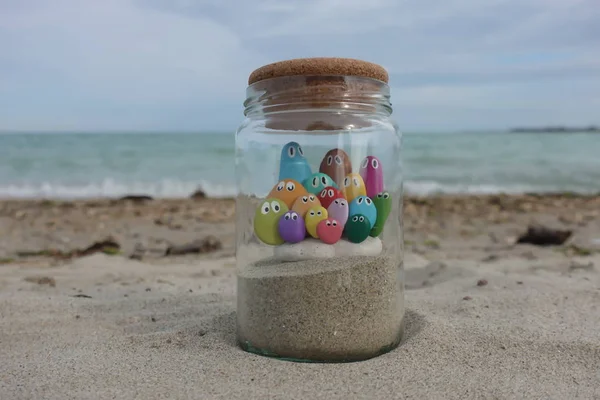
317;186;344;209
316;218;343;245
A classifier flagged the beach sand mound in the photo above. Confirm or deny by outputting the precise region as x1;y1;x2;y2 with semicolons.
1;252;599;399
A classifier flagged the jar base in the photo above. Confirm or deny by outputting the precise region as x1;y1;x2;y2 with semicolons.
238;322;404;363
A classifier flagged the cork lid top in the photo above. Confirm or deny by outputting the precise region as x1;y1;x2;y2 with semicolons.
248;57;389;85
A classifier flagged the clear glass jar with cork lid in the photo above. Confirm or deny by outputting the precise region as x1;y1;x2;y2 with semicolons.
235;57;404;362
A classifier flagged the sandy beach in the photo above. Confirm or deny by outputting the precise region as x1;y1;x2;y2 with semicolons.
1;194;599;399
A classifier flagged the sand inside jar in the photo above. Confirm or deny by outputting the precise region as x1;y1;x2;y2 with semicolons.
237;255;404;362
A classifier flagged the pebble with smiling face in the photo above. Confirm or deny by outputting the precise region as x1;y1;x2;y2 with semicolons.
349;195;377;229
370;191;392;237
305;206;328;239
359;156;384;198
278;142;312;184
344;214;371;243
316;218;343;244
267;179;308;208
343;173;367;203
319;148;352;189
291;194;321;219
327;197;349;227
317;186;344;209
303;173;338;195
254;198;289;245
278;211;306;243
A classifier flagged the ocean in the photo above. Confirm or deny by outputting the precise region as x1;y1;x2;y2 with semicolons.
0;132;598;198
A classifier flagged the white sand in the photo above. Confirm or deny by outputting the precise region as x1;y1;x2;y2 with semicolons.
1;252;599;399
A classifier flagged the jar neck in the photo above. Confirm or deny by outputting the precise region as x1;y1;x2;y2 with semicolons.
244;76;392;119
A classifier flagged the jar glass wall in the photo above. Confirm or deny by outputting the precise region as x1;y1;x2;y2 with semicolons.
235;66;404;362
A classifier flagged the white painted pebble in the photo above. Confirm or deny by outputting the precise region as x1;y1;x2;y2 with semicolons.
274;238;335;261
333;236;382;257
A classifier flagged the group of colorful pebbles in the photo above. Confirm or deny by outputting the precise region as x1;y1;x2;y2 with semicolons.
254;142;392;246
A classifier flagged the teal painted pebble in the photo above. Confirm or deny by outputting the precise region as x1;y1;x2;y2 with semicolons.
254;198;289;245
303;173;338;195
348;195;377;229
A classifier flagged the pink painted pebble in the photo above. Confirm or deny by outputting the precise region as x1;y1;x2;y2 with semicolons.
326;198;349;227
359;156;384;198
316;218;343;245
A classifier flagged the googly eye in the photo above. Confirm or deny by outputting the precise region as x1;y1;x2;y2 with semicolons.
309;195;315;201
321;176;327;186
310;210;315;216
359;216;365;222
288;146;295;158
357;197;364;204
312;177;318;187
320;189;327;197
260;202;270;215
335;155;342;165
327;155;333;165
366;198;372;205
328;189;334;197
377;193;383;198
362;158;369;169
352;216;359;222
383;193;390;199
271;201;281;212
340;200;347;206
286;182;295;191
353;178;360;187
344;177;350;187
284;213;291;220
276;181;285;191
301;196;308;203
332;221;337;226
372;158;379;169
317;211;322;216
298;146;304;156
292;213;298;220
334;199;339;205
326;221;331;226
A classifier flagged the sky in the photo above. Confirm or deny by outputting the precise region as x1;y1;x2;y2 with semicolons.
1;0;599;132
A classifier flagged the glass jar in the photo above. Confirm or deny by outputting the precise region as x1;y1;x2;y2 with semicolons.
235;58;404;362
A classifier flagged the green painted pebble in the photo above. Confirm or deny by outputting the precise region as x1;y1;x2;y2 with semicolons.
254;198;289;245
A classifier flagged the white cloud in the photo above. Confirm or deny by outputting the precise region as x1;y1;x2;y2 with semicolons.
0;0;598;131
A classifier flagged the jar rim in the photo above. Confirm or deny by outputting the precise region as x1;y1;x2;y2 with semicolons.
248;57;389;85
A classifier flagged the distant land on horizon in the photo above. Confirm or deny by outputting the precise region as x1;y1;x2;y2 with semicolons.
509;125;599;133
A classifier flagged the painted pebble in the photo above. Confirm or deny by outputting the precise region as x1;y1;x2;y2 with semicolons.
268;178;308;208
344;214;371;244
370;191;392;237
343;173;367;203
279;142;312;184
278;211;306;243
359;156;384;198
291;194;321;218
316;218;343;245
326;198;349;227
254;198;289;245
303;172;338;195
319;148;352;189
349;195;377;229
317;186;344;209
305;206;328;239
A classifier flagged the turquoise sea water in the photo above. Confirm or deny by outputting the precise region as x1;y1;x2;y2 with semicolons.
0;132;598;198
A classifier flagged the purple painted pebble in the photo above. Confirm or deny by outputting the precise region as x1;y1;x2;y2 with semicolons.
278;211;306;243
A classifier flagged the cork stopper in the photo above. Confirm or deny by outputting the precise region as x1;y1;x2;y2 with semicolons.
248;57;388;85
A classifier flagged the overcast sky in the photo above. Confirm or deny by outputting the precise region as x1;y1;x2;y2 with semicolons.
1;0;599;132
